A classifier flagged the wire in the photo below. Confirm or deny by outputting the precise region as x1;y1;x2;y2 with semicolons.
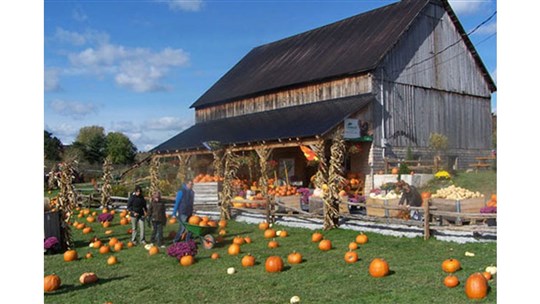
400;11;496;73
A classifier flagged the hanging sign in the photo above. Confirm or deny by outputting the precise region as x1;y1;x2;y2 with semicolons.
344;119;361;139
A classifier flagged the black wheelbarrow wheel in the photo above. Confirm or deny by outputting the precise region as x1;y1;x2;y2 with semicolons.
202;234;215;249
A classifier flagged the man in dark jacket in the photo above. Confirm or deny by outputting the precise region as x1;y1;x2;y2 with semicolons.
127;185;148;244
172;180;195;243
147;190;166;247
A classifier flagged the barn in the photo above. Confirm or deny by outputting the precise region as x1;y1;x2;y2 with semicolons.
152;0;495;195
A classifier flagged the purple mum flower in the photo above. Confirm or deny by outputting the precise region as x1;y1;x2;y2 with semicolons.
44;236;59;250
167;240;198;260
98;212;114;223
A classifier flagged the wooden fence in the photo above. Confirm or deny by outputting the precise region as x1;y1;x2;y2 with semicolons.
72;188;496;241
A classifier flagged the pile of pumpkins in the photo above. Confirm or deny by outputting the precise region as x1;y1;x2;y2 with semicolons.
441;258;496;299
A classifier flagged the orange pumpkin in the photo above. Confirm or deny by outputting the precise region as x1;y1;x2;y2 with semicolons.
278;230;288;238
355;233;368;244
107;255;118;265
92;240;102;248
369;258;389;278
86;216;95;223
318;239;332;251
102;221;111;228
149;246;159;256
443;275;460;288
241;254;256;267
218;219;228;228
258;221;269;230
233;236;245;245
268;239;279;249
188;215;202;225
244;236;252;244
99;245;110;254
218;229;227;236
348;242;358;250
113;242;123;252
265;256;284;273
127;241;134;248
391;167;399;174
63;249;78;262
311;232;324;243
465;272;488;299
169;217;177;224
82;227;92;234
85;252;93;259
79;272;98;284
228;244;241;256
482;271;492;281
344;250;359;264
120;218;128;225
264;229;276;239
211;252;220;260
44;274;61;292
108;237;119;247
180;255;195;266
287;251;303;265
441;258;461;273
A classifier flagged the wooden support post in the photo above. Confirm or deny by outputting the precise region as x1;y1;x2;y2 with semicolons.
423;198;430;240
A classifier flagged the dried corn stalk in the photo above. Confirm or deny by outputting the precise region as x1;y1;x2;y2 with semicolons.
47;164;58;190
100;156;113;208
220;150;240;220
57;160;78;249
148;156;161;196
256;147;275;223
325;129;346;229
176;154;191;185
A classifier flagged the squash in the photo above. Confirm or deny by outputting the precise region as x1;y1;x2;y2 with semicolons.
63;249;78;262
241;254;256;267
369;258;389;278
180;255;195;266
344;250;359;264
79;272;98;284
44;274;61;292
441;258;461;273
465;272;488;299
443;275;459;288
265;256;284;273
287;251;303;265
318;239;332;251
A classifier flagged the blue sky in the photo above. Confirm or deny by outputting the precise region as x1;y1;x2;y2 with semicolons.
43;0;497;152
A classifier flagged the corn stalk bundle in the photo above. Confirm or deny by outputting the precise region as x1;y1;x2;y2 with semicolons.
256;147;275;223
57;160;78;249
325;130;346;229
47;163;58;190
220;150;240;220
176;154;191;185
149;156;160;196
100;157;113;208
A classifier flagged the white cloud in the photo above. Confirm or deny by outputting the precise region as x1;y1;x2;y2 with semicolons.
110;121;140;133
45;123;79;144
54;27;87;46
49;99;99;119
44;67;61;92
448;0;486;15
67;43;189;92
145;116;193;131
165;0;204;12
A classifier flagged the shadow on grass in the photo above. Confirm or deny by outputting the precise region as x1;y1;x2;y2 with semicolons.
44;275;131;296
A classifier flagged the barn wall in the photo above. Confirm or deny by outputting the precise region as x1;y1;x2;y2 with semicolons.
381;1;492;97
195;74;372;123
368;0;493;165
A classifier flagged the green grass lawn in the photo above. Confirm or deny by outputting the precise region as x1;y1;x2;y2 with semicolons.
44;210;497;303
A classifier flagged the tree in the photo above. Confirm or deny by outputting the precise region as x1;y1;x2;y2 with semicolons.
44;130;63;160
105;132;137;164
73;126;106;164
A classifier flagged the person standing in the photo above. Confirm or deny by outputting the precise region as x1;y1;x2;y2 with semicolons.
127;185;148;245
172;180;195;243
147;190;167;248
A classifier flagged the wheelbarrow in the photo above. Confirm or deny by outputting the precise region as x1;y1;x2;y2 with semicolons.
179;221;217;249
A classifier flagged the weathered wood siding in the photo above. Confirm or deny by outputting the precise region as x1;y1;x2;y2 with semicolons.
195;74;372;123
381;1;492;97
370;1;493;152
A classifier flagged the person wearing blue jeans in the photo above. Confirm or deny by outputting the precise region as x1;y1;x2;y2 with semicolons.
172;180;195;243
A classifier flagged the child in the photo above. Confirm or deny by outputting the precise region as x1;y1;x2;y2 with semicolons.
147;191;167;247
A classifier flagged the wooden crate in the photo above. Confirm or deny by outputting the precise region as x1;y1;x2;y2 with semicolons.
431;197;486;222
193;182;222;205
277;195;300;210
309;196;324;215
366;198;401;218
